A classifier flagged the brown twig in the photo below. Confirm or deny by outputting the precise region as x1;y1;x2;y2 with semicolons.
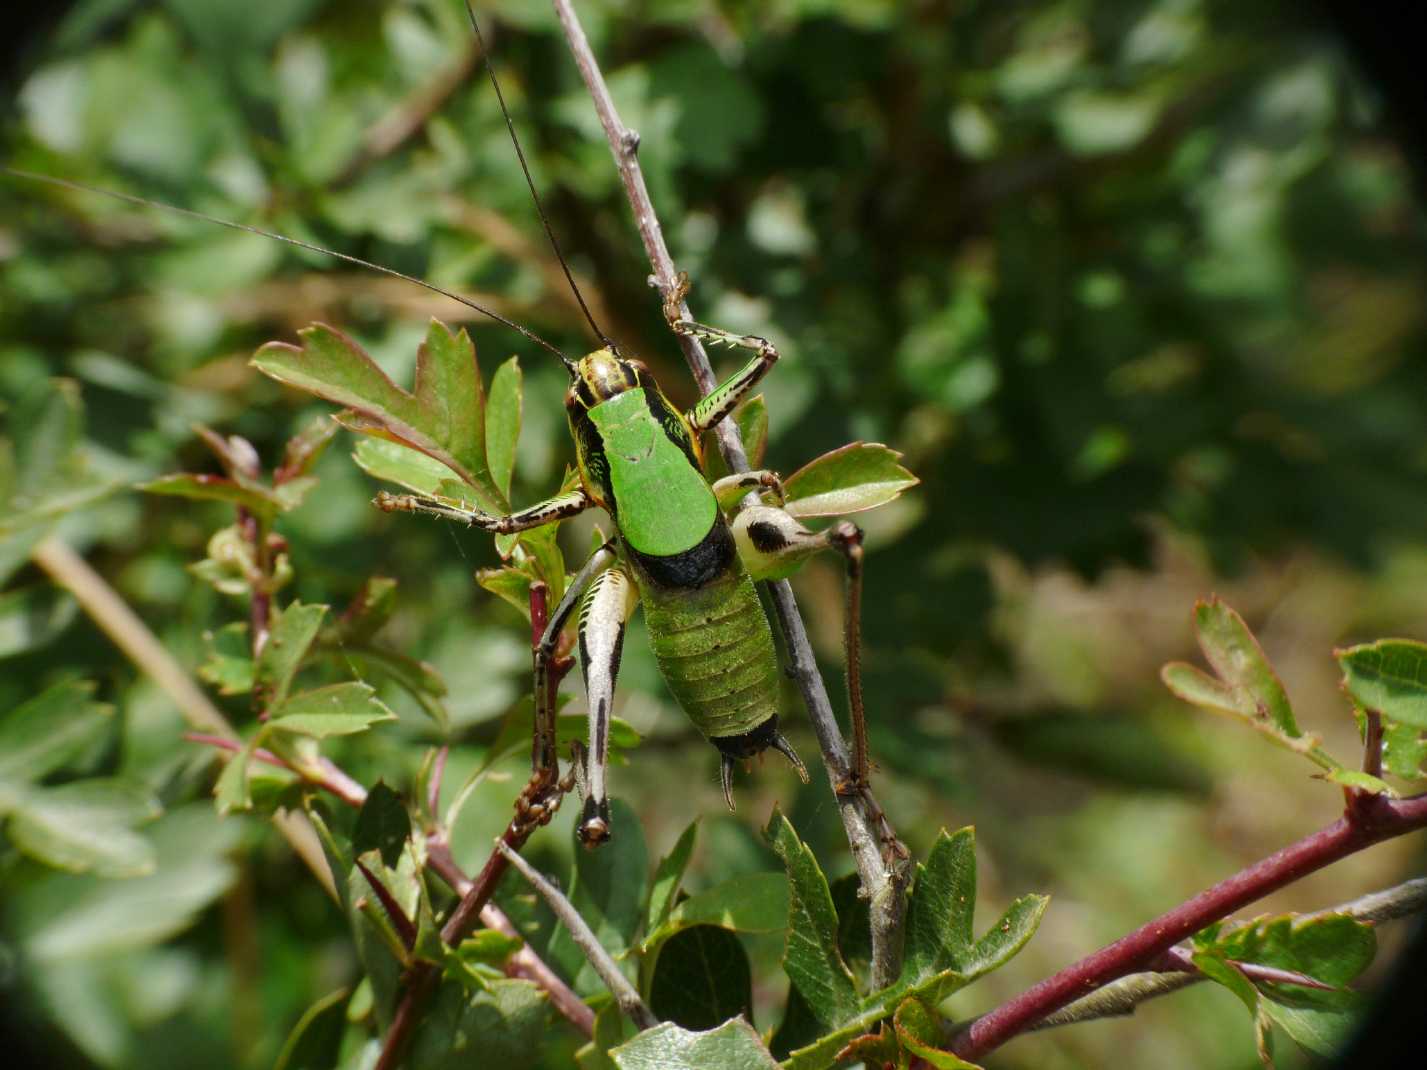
549;0;909;989
496;840;658;1030
950;792;1427;1061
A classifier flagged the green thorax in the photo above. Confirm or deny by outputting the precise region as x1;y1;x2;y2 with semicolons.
588;388;716;557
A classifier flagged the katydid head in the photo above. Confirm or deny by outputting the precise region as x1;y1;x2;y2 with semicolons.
564;348;652;409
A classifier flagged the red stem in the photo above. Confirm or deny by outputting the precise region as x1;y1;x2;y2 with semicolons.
952;792;1427;1061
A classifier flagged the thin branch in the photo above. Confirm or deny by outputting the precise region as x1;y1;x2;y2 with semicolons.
32;535;338;900
1029;875;1427;1033
951;793;1427;1061
496;840;658;1031
549;0;908;989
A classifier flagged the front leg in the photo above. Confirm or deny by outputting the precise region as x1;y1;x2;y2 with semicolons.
574;564;641;847
660;271;780;435
375;487;590;533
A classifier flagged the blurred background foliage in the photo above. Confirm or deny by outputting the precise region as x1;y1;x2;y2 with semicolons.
2;0;1426;1067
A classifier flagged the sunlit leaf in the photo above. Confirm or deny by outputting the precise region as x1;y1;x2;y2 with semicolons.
610;1018;778;1070
267;682;396;738
783;442;919;519
1337;639;1427;730
6;779;160;877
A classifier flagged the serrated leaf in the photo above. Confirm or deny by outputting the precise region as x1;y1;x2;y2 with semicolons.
1324;769;1394;795
1382;720;1427;779
405;977;552;1070
0;584;78;659
640;873;789;955
352;437;458;497
1211;913;1376;1000
0;681;110;799
353;782;411;869
782;442;918;519
276;418;339;484
1337;639;1427;730
253;320;505;508
516;508;568;604
315;641;447;731
610;1018;778;1070
6;779;160;877
1193;951;1260;1014
267;682;396;738
1163;598;1339;771
1261;1001;1359;1058
647;925;752;1030
646;820;699;936
763;808;860;1027
198;622;254;695
904;828;976;979
478;566;534;619
961;893;1049;979
214;731;264;814
139;472;282;515
894;998;982;1069
8;378;81;499
487;356;523;499
256;601;327;707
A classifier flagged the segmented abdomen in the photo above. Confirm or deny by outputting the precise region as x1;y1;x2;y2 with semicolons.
640;564;780;739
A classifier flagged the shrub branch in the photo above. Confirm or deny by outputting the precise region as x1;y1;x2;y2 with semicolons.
549;0;909;989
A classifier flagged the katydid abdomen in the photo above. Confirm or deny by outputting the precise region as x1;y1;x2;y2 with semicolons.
636;541;780;741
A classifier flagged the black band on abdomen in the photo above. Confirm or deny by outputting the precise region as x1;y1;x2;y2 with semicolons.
627;516;737;590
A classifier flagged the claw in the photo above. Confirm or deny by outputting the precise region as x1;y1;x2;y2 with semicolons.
720;754;737;812
771;732;810;784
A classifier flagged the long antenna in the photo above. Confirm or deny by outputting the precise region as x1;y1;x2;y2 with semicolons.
464;2;611;349
3;166;576;369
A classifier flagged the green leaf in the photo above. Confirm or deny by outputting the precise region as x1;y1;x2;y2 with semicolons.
782;442;918;519
406;977;553;1070
1211;913;1376;998
1162;597;1339;771
256;601;327;707
487;356;523;499
352;437;457;496
1337;639;1427;730
7;378;81;500
213;731;264;814
6;779;160;877
961;893;1049;979
276;418;339;484
893;997;982;1069
578;1001;636;1070
1192;951;1260;1014
198;622;255;695
477;566;534;619
904;828;976;979
646;820;699;936
516;512;568;604
1383;719;1427;779
139;472;282;516
267;682;396;738
610;1018;778;1070
1261;1002;1359;1058
640;872;789;955
253;320;505;508
353;782;411;869
333;576;398;645
21;805;240;962
314;642;448;731
0;584;78;659
763;808;860;1027
1324;769;1394;795
646;925;752;1030
274;987;349;1070
0;681;110;800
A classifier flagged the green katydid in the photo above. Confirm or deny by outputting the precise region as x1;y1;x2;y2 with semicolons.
4;6;917;853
